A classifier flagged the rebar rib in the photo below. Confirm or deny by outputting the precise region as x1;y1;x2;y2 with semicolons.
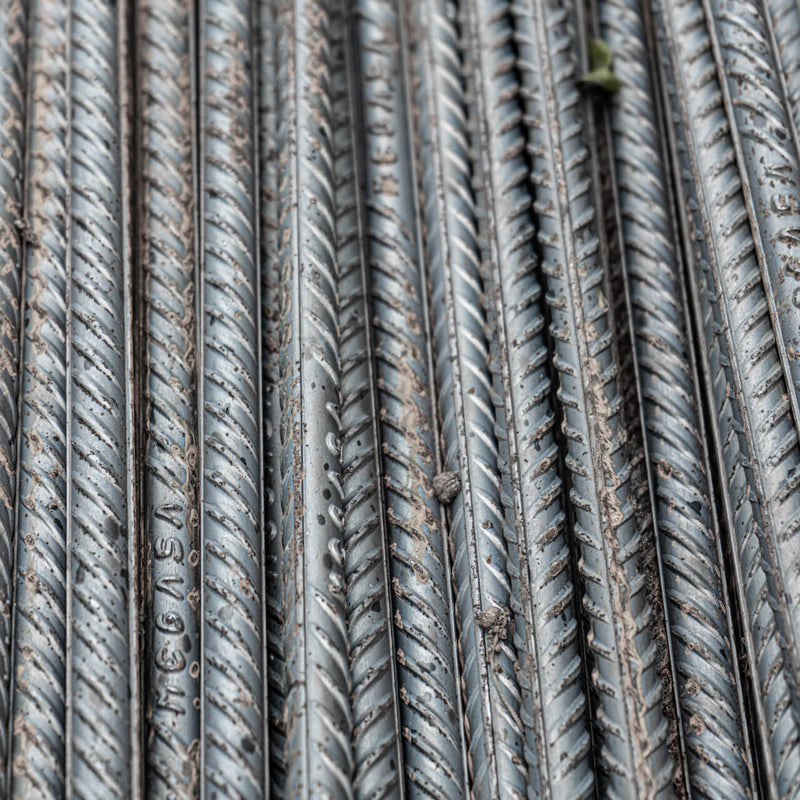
139;0;200;795
198;0;264;795
511;0;675;792
0;0;25;791
654;0;800;792
66;0;138;795
9;0;67;796
275;0;353;793
257;0;286;795
412;0;530;794
461;0;595;795
600;0;756;794
353;0;467;794
333;2;405;797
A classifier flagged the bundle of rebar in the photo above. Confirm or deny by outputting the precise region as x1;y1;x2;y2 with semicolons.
1;0;800;796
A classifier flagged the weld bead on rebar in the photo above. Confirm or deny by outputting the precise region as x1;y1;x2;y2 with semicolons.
412;0;530;795
0;0;25;790
139;0;200;795
8;1;67;796
511;0;675;792
600;0;756;793
655;0;800;791
354;0;467;795
462;0;594;794
257;0;286;795
332;4;405;797
275;0;353;794
199;0;264;795
66;0;138;796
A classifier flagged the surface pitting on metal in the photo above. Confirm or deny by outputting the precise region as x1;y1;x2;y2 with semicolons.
5;0;800;795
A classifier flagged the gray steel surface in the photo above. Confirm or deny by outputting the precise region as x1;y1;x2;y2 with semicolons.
600;0;757;794
9;0;66;796
2;0;800;796
139;0;200;795
512;0;674;792
198;0;264;795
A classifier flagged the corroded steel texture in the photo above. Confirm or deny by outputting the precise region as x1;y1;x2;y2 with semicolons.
198;0;264;795
139;0;200;795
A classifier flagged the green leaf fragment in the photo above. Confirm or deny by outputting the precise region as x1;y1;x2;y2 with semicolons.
588;38;614;70
579;39;621;93
580;67;622;94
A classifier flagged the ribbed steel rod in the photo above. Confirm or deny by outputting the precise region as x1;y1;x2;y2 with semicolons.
257;0;285;795
198;0;264;795
655;0;800;792
600;0;756;794
0;0;22;794
412;0;529;794
8;0;67;796
0;0;25;791
589;92;688;797
334;2;404;796
66;0;139;795
275;0;352;793
511;0;674;792
139;0;199;795
461;0;594;794
354;0;467;795
764;0;800;136
700;0;800;464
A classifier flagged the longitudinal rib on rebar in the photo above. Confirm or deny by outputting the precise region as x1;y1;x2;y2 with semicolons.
9;0;67;796
655;0;800;791
198;0;264;796
139;0;200;795
511;0;674;792
701;0;800;458
333;2;404;796
599;0;756;795
462;0;594;794
0;0;25;792
66;0;138;795
412;0;530;794
354;0;467;795
258;0;285;795
275;0;353;794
